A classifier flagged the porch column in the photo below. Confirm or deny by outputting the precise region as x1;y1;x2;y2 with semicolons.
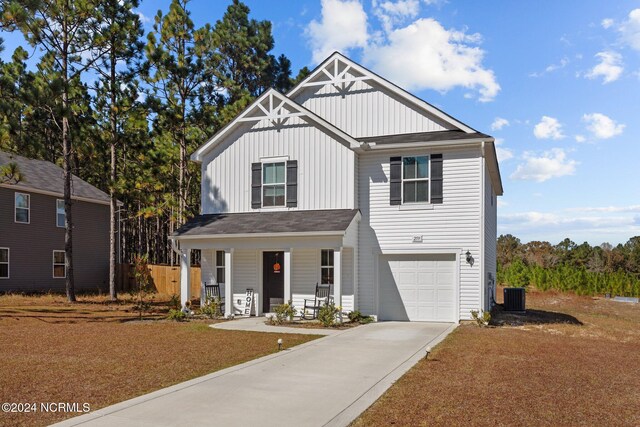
180;248;191;309
224;249;234;318
284;249;292;304
334;247;342;321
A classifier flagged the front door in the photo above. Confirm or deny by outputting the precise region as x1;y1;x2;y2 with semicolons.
263;251;285;313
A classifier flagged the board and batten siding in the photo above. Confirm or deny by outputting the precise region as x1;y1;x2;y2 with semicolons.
358;147;483;320
292;79;454;138
483;163;497;310
200;118;356;214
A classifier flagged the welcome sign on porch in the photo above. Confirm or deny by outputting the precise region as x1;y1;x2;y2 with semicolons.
243;289;254;316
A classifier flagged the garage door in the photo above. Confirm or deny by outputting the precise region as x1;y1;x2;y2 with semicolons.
378;254;457;322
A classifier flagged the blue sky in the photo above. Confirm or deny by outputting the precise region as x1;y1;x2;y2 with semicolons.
2;1;639;245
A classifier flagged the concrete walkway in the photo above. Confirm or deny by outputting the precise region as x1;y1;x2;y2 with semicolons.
54;321;456;427
211;316;340;335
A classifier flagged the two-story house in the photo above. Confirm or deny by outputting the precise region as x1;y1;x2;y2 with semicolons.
0;151;112;292
171;52;502;322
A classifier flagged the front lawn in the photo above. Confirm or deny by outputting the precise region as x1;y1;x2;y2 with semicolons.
0;293;318;427
354;289;640;426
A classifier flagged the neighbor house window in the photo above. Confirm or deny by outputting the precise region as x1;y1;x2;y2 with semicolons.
215;250;225;284
56;199;65;227
0;248;8;279
262;162;285;207
321;249;334;285
15;192;30;223
402;156;429;203
53;250;66;278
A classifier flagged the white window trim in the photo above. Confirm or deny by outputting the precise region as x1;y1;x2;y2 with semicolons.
320;249;334;285
14;192;30;224
56;199;65;228
401;155;431;205
53;250;66;279
0;247;9;279
215;250;225;285
261;161;287;208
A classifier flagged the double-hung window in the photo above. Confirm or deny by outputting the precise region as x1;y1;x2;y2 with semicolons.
215;250;225;284
56;199;65;227
53;251;66;278
262;162;286;207
15;192;30;223
402;156;429;203
0;248;8;279
321;249;334;285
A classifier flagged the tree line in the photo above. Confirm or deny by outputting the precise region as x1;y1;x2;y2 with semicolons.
0;0;309;301
497;235;640;297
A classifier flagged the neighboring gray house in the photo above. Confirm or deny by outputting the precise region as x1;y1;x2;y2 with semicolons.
0;151;111;292
172;52;503;322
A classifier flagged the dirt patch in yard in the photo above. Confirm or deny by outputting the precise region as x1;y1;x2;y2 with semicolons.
0;293;318;427
353;289;640;426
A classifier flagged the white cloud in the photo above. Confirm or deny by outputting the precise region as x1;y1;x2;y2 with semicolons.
510;148;577;182
530;57;570;77
582;113;625;139
491;117;509;131
494;138;513;163
619;9;640;51
306;0;369;63
373;0;420;34
574;135;586;143
601;18;614;29
567;205;640;213
585;51;623;83
533;116;565;140
363;18;500;101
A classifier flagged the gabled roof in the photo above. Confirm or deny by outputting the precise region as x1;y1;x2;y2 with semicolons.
0;151;111;205
287;51;477;134
358;130;491;145
172;209;360;238
191;89;362;162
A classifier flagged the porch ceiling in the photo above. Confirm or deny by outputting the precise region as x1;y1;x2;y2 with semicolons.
172;209;360;239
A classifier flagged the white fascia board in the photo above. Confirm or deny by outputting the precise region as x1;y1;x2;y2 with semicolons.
0;183;117;206
287;52;476;134
170;230;346;240
190;89;362;162
364;138;489;151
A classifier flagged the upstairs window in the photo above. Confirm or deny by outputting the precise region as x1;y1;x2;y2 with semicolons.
15;192;30;223
321;249;334;285
402;156;429;203
0;248;8;279
53;250;66;278
56;199;65;228
262;162;285;207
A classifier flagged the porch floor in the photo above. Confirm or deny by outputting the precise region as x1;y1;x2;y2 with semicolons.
212;316;339;336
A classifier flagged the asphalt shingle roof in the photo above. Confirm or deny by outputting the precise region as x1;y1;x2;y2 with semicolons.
0;151;110;203
357;130;492;145
173;209;360;237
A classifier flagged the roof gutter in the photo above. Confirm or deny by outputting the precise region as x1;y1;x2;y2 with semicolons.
0;183;120;206
362;138;492;151
170;230;347;240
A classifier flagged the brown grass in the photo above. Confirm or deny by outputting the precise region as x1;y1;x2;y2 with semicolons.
354;288;640;427
0;293;318;427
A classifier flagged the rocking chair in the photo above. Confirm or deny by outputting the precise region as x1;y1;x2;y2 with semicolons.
301;283;331;320
203;282;225;314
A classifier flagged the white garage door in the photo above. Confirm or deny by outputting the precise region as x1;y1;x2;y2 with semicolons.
378;254;457;322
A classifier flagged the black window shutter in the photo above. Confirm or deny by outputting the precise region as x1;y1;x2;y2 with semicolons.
389;157;402;205
286;160;297;207
251;162;262;209
431;154;443;204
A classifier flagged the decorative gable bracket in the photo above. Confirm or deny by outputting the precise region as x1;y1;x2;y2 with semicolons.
299;56;372;96
237;92;305;129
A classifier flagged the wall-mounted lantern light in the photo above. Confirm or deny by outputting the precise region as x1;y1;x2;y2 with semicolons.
465;250;474;266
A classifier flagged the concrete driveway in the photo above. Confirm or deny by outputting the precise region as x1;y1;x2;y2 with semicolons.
54;321;456;427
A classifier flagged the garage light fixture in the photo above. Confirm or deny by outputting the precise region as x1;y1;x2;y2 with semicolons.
465;251;474;266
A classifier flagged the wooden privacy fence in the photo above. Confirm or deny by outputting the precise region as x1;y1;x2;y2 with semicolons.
117;264;201;298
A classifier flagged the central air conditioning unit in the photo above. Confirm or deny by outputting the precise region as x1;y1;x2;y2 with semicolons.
503;287;526;312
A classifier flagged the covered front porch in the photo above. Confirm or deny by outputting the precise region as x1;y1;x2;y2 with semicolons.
171;209;360;318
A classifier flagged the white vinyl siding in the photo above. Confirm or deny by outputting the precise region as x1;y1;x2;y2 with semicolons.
201;119;356;213
0;248;9;279
15;192;30;224
358;148;482;320
53;250;66;279
293;78;454;138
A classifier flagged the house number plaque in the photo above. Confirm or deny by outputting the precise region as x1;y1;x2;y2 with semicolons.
412;235;423;243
